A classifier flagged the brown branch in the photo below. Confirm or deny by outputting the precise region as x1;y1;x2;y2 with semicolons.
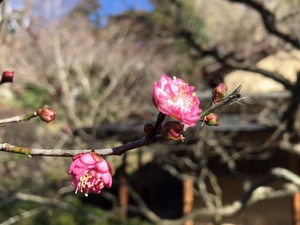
157;167;300;225
0;206;48;225
280;132;300;155
169;0;294;90
0;135;163;157
124;167;300;225
178;28;293;90
0;85;242;157
282;72;300;133
0;106;55;125
10;192;102;222
128;185;163;224
227;0;300;50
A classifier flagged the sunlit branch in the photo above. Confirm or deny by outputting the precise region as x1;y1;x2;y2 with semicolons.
227;0;300;50
200;85;242;118
0;135;164;157
0;83;242;157
155;167;300;225
169;0;294;90
0;112;38;125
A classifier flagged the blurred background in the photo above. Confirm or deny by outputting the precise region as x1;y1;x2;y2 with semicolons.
0;0;300;224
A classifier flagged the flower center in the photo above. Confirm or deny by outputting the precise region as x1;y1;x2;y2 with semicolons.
171;86;196;109
75;172;104;196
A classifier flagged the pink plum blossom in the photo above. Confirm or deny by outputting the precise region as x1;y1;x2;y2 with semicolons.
152;74;202;127
68;152;113;196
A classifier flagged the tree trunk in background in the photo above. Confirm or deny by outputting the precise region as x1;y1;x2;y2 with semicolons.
288;153;300;225
0;0;8;43
294;193;300;225
119;155;128;219
183;178;194;225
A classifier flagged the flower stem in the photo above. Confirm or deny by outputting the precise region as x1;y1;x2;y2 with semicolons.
200;85;242;119
148;112;166;139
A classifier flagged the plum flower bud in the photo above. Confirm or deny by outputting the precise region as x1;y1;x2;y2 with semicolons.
204;113;220;126
212;83;228;102
1;71;14;84
160;121;185;141
152;74;202;127
37;106;56;124
68;151;113;196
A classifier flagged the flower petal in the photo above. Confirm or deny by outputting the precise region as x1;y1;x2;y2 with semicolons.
95;160;109;172
79;153;96;165
68;158;80;175
101;172;112;187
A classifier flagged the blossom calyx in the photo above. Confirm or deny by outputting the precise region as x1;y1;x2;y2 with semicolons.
212;83;228;102
152;74;202;127
1;71;14;84
204;113;220;126
160;121;185;141
68;151;113;196
37;106;56;124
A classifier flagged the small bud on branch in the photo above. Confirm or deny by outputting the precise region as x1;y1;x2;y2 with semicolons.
212;83;228;102
0;71;14;84
204;113;220;126
160;121;185;141
36;106;56;124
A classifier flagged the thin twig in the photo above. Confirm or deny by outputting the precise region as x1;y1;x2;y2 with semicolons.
0;135;163;157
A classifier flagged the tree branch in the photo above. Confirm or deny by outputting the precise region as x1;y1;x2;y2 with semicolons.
0;135;163;157
0;206;48;225
227;0;300;49
0;85;242;157
281;72;300;133
178;28;293;90
158;167;300;225
170;0;294;90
